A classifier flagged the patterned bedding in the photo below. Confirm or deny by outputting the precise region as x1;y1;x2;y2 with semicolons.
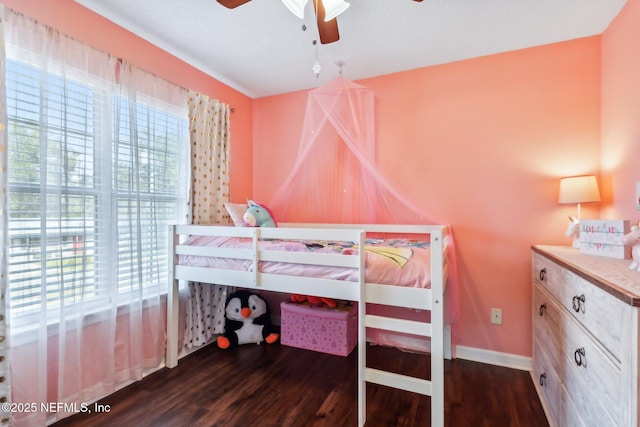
178;236;433;288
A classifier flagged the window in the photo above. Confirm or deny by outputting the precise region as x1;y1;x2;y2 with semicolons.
6;58;187;322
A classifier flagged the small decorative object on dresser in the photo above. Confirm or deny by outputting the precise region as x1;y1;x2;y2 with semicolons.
622;224;640;271
531;245;640;427
579;219;629;259
564;216;581;249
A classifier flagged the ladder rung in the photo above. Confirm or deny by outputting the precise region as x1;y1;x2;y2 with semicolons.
364;367;432;396
364;314;432;337
365;282;432;310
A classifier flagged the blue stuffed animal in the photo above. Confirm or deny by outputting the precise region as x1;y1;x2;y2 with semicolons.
243;200;277;227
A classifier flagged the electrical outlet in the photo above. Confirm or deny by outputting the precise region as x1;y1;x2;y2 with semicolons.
491;308;502;325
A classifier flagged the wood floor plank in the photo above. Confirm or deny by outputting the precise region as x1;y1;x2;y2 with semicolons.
52;343;549;427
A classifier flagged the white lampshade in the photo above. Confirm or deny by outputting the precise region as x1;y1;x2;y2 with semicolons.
558;175;600;220
322;0;350;21
558;175;601;204
282;0;309;19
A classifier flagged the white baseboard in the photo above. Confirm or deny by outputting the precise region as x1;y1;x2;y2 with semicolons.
271;317;528;372
176;333;531;373
455;345;532;371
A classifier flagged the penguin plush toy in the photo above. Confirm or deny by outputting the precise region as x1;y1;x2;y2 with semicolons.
217;290;280;349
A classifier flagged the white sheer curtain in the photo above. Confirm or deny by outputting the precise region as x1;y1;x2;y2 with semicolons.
4;9;188;426
183;91;230;350
0;6;12;427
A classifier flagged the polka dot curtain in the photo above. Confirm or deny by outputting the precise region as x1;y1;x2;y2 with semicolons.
0;7;10;425
184;91;231;349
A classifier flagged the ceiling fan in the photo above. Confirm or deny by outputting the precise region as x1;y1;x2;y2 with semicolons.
217;0;424;45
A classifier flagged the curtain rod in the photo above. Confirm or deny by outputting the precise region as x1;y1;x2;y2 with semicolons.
114;55;235;113
6;8;235;115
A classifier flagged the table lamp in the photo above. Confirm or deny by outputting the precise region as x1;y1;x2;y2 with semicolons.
558;175;601;220
559;175;600;248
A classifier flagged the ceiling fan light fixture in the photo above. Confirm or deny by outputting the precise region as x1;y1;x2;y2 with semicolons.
312;58;322;78
322;0;350;21
282;0;309;19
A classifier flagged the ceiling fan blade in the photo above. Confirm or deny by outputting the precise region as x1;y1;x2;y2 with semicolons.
313;0;340;44
217;0;252;9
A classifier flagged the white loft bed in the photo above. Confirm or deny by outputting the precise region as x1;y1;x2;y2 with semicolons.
165;223;450;427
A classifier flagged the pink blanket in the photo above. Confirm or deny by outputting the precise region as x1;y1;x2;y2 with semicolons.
178;236;432;288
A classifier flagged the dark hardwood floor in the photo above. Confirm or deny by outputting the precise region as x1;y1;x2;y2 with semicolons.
53;343;549;427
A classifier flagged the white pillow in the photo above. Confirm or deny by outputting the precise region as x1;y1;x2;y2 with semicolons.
224;202;247;226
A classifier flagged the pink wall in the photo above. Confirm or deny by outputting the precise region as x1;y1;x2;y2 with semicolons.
2;0;254;202
601;0;640;223
254;38;602;356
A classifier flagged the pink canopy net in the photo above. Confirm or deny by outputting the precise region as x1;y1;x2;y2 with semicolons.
270;77;438;225
267;77;459;354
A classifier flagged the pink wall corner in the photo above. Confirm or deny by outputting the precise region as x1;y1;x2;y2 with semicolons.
601;0;640;225
252;90;309;201
252;37;602;357
2;0;254;202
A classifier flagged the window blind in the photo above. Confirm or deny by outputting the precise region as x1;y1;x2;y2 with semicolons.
6;58;186;322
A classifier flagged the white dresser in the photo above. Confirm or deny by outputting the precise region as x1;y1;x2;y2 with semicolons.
532;245;640;427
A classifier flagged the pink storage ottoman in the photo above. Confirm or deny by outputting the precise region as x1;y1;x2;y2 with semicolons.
280;301;358;356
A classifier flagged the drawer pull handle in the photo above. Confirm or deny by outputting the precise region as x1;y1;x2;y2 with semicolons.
538;304;546;316
574;347;586;367
539;373;546;386
539;268;546;281
572;294;585;312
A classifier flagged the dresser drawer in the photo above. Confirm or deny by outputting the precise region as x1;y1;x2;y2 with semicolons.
532;335;583;427
533;284;621;426
532;252;625;360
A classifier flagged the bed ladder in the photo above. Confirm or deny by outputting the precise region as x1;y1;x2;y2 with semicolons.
358;304;445;427
357;232;445;427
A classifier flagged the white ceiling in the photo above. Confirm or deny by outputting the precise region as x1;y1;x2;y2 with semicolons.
75;0;626;98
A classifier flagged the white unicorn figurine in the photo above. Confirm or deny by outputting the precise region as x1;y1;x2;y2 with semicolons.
622;224;640;271
565;216;581;249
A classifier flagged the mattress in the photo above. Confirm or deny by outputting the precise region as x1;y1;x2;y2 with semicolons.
178;236;433;288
